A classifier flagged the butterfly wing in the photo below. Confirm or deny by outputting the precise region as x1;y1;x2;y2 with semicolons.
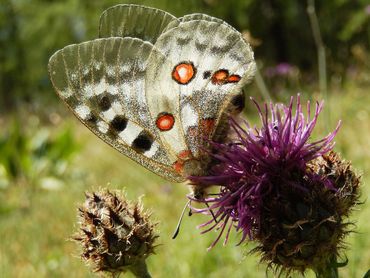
49;6;255;181
99;4;177;44
145;19;255;174
164;13;236;33
48;37;184;182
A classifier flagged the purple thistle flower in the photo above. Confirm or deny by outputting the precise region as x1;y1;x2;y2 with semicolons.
190;95;341;249
365;5;370;15
275;63;294;76
264;62;296;78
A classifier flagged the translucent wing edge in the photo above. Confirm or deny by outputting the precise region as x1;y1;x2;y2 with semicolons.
48;39;185;183
99;4;178;41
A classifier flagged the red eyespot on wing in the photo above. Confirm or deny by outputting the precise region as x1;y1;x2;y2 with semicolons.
211;70;241;85
178;150;192;160
173;160;184;173
228;74;241;83
201;118;215;137
172;62;196;84
173;150;193;174
156;113;175;131
211;69;229;85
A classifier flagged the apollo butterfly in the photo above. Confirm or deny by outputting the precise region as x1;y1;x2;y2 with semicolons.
48;4;256;197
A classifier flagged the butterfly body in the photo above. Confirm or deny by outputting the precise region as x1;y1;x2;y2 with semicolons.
49;5;255;190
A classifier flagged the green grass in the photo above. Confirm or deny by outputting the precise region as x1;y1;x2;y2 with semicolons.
0;83;369;277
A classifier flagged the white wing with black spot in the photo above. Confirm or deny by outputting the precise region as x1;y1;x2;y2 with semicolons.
48;37;184;182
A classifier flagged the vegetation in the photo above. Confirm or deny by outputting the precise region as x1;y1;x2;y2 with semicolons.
0;0;369;277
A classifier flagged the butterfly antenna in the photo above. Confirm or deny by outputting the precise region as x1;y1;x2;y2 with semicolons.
172;200;191;239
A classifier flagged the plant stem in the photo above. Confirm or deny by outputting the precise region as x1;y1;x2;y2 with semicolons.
128;259;152;278
254;62;271;101
313;255;339;278
307;0;330;131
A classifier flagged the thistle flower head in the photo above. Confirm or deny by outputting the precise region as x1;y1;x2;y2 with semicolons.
190;95;360;273
191;95;340;245
73;189;157;276
231;95;339;178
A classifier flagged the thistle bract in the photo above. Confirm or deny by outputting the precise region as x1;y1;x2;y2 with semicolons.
255;151;360;273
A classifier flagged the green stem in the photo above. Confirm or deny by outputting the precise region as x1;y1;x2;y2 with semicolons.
128;259;152;278
254;62;271;102
313;256;339;278
307;0;331;132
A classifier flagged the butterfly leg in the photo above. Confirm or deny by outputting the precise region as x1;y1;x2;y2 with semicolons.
205;201;218;223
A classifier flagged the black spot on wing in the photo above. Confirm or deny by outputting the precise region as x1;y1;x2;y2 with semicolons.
159;35;171;49
106;74;116;85
64;95;78;107
195;40;207;51
211;44;232;54
111;115;128;132
81;70;92;84
86;113;98;126
120;69;146;82
92;63;104;82
89;92;118;110
98;95;111;111
203;71;211;79
132;131;153;153
177;37;191;46
230;53;245;63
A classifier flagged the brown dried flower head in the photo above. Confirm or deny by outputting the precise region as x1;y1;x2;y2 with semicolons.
73;189;157;276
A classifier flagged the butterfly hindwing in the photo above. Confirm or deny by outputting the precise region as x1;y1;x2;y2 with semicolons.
163;13;236;33
99;4;177;44
48;37;184;182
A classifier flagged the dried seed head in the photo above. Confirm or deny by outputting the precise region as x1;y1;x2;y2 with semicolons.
73;189;157;276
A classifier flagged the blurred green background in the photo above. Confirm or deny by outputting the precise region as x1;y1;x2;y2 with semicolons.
0;0;369;277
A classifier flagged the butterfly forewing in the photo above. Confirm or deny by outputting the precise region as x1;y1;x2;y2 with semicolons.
147;20;255;161
99;4;178;44
48;37;184;182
